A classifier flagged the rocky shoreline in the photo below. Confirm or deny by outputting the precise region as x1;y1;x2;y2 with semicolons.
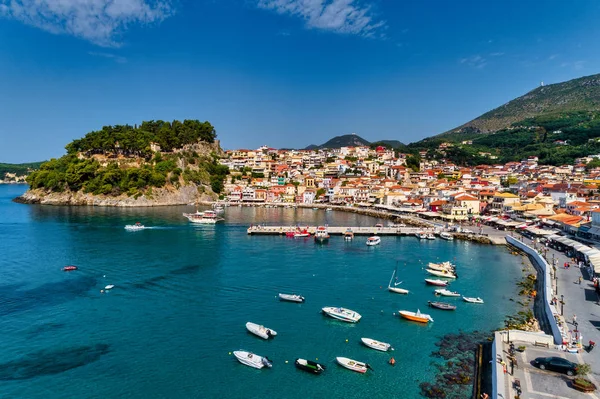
14;185;215;207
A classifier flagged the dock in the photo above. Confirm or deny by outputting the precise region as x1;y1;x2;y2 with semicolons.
247;225;435;236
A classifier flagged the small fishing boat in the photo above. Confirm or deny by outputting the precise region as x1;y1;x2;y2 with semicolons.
435;288;460;297
428;301;457;310
124;222;145;231
246;322;277;339
366;236;381;246
426;233;436;240
426;269;457;279
322;307;362;323
462;296;484;304
336;357;372;373
278;293;305;303
440;232;454;241
294;229;310;238
388;267;409;294
104;285;115;290
424;278;448;286
361;337;392;352
295;358;326;374
62;265;78;271
416;232;428;239
233;350;273;369
398;309;434;323
314;226;330;243
344;229;354;241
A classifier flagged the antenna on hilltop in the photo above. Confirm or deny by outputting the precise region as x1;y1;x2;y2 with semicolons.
540;81;544;87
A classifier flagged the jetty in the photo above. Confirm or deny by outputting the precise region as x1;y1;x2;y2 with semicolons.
247;225;433;236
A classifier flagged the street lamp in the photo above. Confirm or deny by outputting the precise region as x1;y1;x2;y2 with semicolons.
560;294;565;316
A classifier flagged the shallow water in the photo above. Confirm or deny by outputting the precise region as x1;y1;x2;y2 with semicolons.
0;185;522;398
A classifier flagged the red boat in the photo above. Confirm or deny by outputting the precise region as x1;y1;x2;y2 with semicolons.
62;265;78;271
424;278;448;286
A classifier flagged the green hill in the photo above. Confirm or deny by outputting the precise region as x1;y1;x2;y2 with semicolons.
443;73;600;136
0;162;44;177
305;135;404;150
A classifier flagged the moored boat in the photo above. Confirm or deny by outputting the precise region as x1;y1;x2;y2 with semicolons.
426;268;457;279
246;322;277;339
424;278;448;286
62;265;78;271
344;229;354;241
388;267;409;294
104;284;115;290
322;307;362;323
294;228;310;238
416;232;428;239
426;233;436;240
462;296;484;304
366;236;381;246
398;309;434;323
183;210;223;224
428;301;457;310
434;288;460;297
440;232;454;241
295;358;326;374
361;337;392;352
336;357;371;373
314;226;330;243
278;293;305;303
427;262;456;272
233;350;273;369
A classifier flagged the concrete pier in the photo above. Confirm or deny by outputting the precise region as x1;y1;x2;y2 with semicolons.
247;225;434;236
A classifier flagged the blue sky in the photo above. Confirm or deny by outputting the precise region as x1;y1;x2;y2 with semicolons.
1;0;600;162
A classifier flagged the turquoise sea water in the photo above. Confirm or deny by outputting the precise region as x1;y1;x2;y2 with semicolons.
0;185;523;398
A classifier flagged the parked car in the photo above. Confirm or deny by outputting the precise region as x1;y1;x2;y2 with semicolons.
462;229;474;234
533;357;578;376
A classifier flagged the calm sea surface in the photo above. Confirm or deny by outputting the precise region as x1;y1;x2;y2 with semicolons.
0;185;523;398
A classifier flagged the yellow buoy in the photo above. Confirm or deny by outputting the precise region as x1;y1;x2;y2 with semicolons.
345;339;348;342
285;360;288;363
228;352;232;355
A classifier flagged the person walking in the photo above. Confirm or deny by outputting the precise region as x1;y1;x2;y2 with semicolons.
573;314;577;324
579;276;583;285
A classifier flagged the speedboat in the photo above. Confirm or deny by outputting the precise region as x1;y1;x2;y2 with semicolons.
428;262;456;272
344;229;354;241
233;350;273;369
183;210;223;224
435;289;460;297
294;229;310;238
278;293;305;303
336;357;372;373
295;358;326;374
416;232;428;239
322;307;362;323
426;269;457;279
246;322;277;339
104;284;115;290
463;296;484;304
428;301;457;310
62;265;78;271
424;278;449;286
314;226;330;243
440;232;454;241
366;236;381;246
361;337;392;352
398;309;434;323
426;233;436;240
124;222;145;231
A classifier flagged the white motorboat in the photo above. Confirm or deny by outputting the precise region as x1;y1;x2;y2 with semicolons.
278;293;305;303
435;288;460;297
427;262;455;272
416;232;428;239
426;233;436;240
104;284;115;290
361;337;392;352
322;307;362;323
388;267;409;294
325;208;333;212
233;350;273;369
124;222;145;231
366;236;381;246
336;357;371;373
424;278;449;286
463;296;484;304
246;322;277;339
426;269;457;279
440;232;454;241
183;210;223;224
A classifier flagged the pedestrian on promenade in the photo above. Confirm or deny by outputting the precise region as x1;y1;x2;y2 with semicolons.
579;276;582;285
573;314;577;324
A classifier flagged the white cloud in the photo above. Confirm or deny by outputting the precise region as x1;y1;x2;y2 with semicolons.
0;0;173;47
256;0;386;38
460;55;487;69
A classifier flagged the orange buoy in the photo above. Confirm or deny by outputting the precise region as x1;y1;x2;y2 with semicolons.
389;357;396;366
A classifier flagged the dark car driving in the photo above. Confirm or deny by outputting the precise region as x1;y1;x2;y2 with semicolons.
533;356;578;376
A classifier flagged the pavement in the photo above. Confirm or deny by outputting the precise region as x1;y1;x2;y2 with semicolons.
499;232;600;399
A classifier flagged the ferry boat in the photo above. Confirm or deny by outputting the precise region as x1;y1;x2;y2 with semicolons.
322;307;361;323
314;226;330;243
366;236;381;246
183;210;223;224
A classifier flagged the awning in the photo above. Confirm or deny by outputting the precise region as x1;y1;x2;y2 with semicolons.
588;227;600;236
